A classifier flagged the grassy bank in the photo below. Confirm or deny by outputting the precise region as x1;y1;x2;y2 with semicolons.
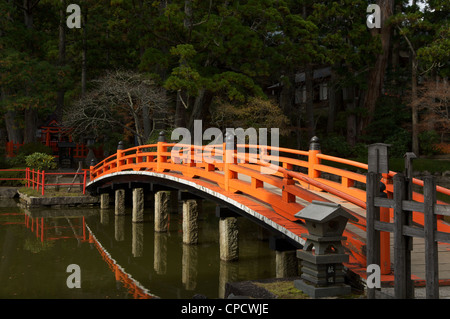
18;187;84;197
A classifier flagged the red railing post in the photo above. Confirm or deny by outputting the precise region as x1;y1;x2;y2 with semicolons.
223;131;237;192
117;141;124;172
41;170;45;196
32;169;35;189
156;131;167;173
89;158;95;181
82;169;87;195
37;170;40;191
41;217;44;242
308;136;321;191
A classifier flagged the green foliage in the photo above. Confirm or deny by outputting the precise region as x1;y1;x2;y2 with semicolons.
1;0;447;163
18;143;53;156
6;143;53;167
384;129;411;158
25;153;57;171
363;95;411;146
320;135;354;158
0;168;26;186
211;97;290;135
418;130;442;156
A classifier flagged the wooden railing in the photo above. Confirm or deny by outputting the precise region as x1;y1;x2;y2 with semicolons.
89;135;450;274
0;168;88;196
89;137;450;213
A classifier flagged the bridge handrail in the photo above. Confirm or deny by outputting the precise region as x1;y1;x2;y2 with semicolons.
89;141;449;207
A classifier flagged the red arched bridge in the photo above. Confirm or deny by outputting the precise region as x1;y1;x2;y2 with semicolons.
86;134;450;287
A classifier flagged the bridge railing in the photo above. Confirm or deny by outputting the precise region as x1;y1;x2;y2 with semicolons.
89;135;450;274
89;137;450;213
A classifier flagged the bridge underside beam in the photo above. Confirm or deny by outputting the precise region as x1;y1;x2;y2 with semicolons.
216;205;241;219
87;173;305;251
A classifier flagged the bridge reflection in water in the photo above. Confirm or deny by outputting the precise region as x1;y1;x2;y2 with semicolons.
5;201;275;299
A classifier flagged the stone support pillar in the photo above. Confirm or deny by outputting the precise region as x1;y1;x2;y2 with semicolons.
182;200;199;245
132;188;144;223
219;217;239;261
100;193;110;209
154;191;170;232
115;189;125;216
275;250;298;278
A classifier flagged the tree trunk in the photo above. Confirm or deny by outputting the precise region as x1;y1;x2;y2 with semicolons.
279;73;295;115
362;0;394;130
175;90;187;128
411;55;419;155
188;88;206;132
305;65;315;139
3;106;23;144
327;68;337;134
56;0;66;121
81;5;88;97
24;108;37;143
23;0;38;143
173;0;193;129
346;86;357;147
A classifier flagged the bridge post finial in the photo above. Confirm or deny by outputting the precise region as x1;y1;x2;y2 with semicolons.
225;130;235;148
117;141;124;150
309;136;320;151
90;158;96;167
308;136;321;183
158;130;166;143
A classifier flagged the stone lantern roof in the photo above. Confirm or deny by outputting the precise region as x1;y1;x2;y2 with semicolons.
295;201;358;223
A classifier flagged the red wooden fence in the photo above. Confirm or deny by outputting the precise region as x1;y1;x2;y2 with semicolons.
0;168;88;196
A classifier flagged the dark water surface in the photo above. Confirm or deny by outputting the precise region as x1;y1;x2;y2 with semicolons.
0;199;276;299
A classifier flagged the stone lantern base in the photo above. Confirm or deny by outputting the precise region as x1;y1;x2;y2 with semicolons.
294;250;352;298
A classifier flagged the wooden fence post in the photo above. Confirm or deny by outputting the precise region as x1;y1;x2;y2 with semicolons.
423;176;439;299
393;173;413;299
366;171;380;299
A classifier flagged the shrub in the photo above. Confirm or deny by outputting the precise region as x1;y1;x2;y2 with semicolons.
320;135;353;157
0;168;26;186
418;130;441;156
18;142;53;156
384;129;411;158
7;142;53;167
25;153;57;171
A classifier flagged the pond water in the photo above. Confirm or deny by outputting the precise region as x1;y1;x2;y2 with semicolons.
0;199;277;299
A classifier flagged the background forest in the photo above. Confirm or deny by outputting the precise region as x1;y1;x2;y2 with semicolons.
0;0;448;163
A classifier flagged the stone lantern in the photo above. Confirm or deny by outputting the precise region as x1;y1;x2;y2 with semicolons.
294;200;358;298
